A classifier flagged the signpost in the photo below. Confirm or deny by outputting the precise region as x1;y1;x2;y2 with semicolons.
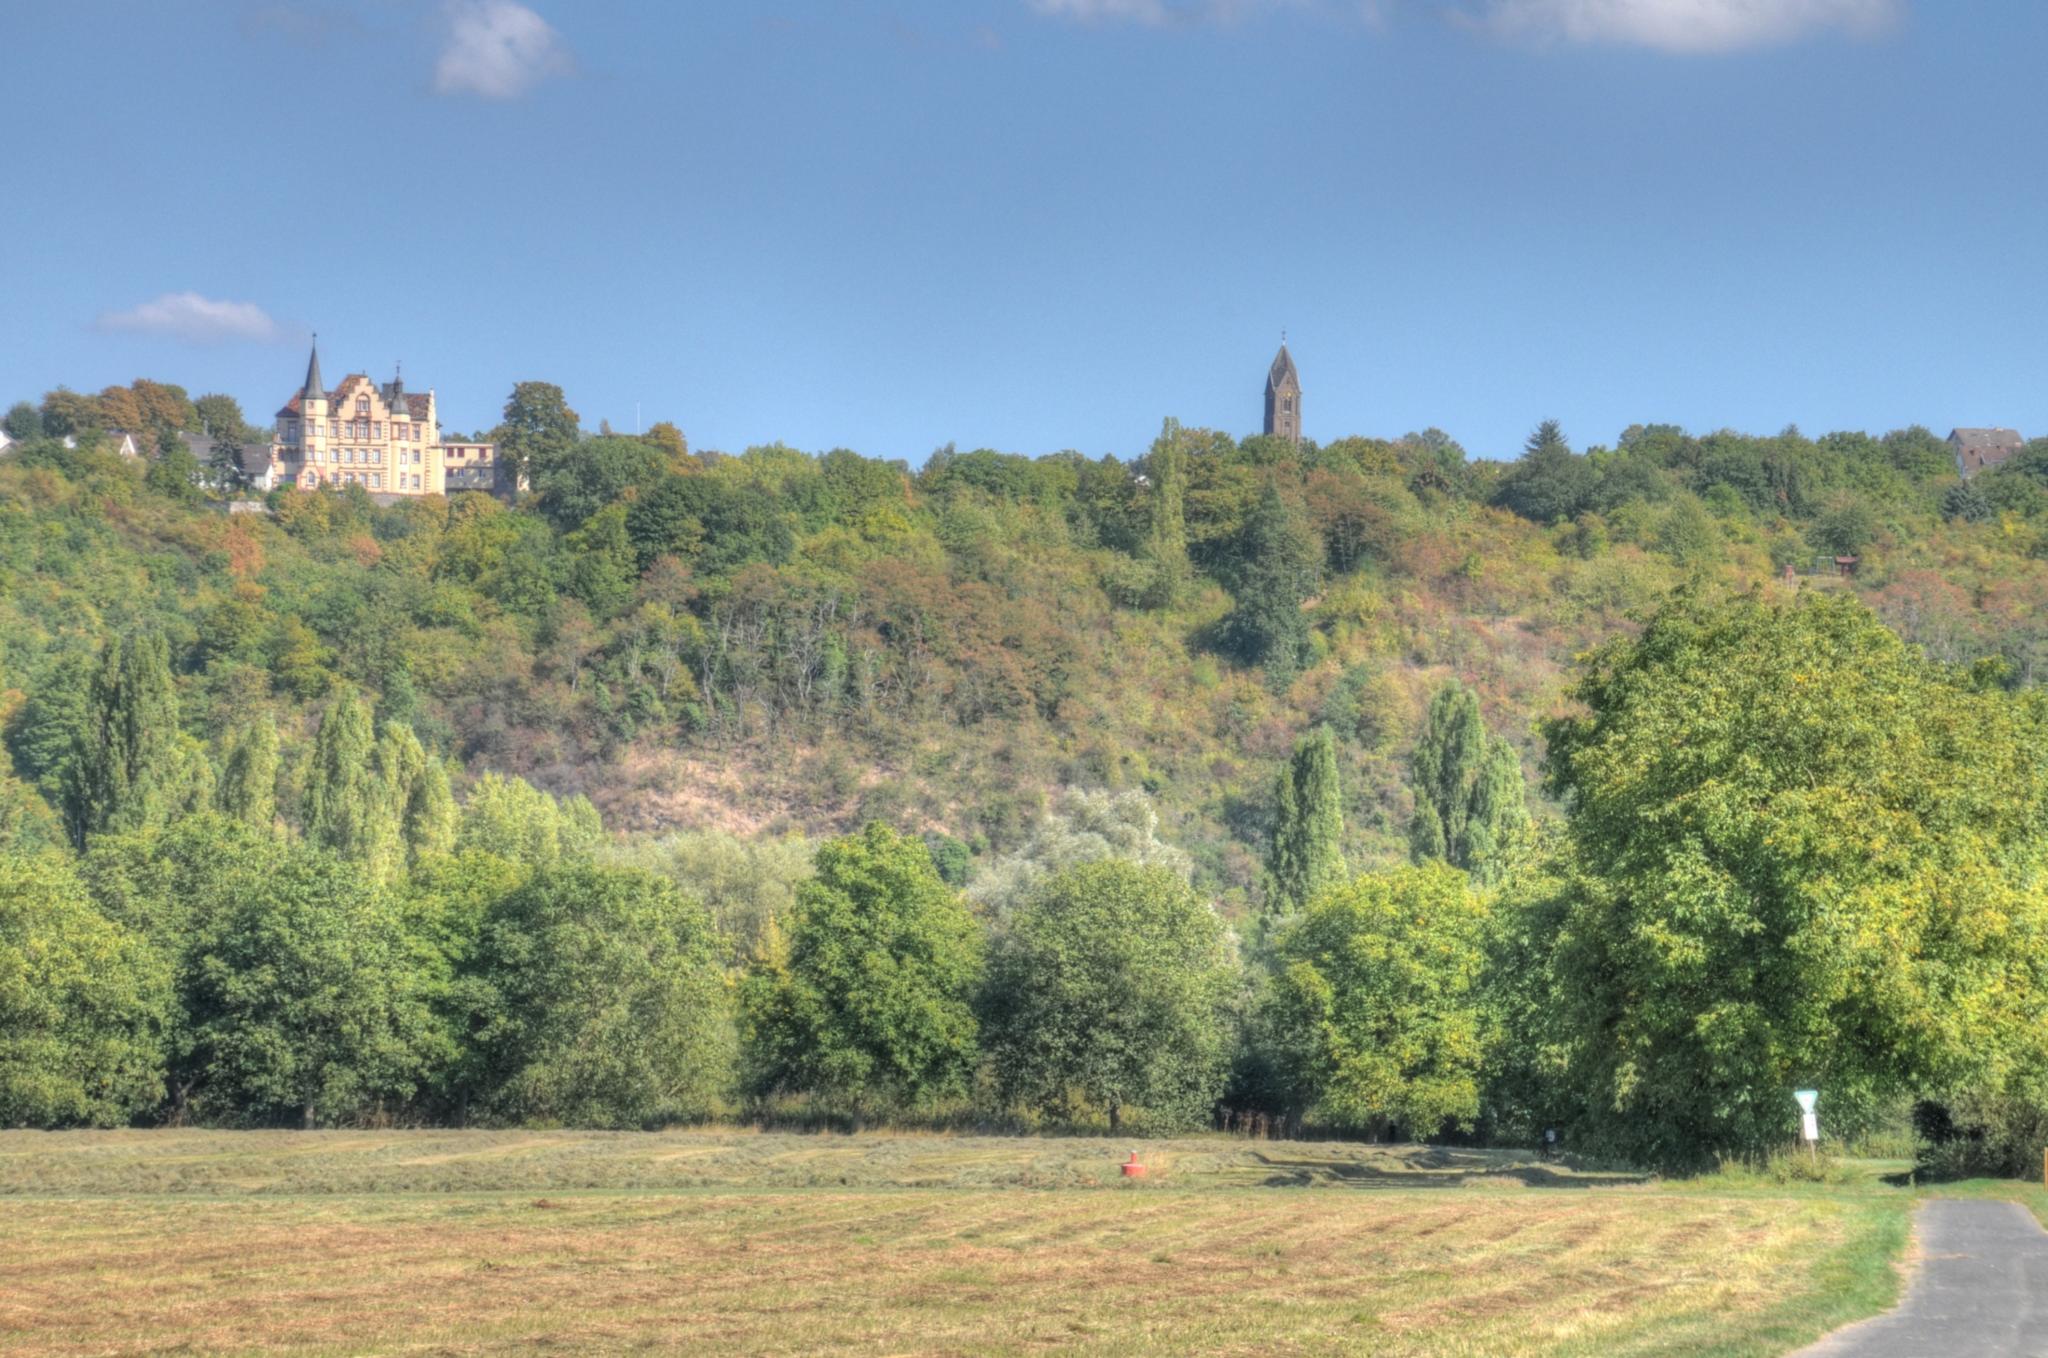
1794;1089;1820;1162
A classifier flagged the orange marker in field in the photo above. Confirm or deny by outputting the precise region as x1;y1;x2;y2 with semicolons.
1121;1151;1146;1178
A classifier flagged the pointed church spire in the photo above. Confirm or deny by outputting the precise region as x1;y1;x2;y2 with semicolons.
1264;338;1301;444
1267;340;1299;393
301;336;325;402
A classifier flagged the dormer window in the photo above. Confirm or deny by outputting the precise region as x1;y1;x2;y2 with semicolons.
356;396;371;417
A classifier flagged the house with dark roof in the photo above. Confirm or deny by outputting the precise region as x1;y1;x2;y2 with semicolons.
256;341;509;498
1950;427;2025;478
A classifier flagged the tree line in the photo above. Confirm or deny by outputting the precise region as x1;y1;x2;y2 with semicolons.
10;372;2048;1168
8;586;2046;1175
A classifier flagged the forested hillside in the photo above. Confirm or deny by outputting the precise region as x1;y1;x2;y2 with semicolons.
5;385;2045;908
10;383;2048;1166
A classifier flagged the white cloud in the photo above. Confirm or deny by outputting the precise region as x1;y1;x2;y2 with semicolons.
96;293;281;344
433;0;573;99
1472;0;1901;53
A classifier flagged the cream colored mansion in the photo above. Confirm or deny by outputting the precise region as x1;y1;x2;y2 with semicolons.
262;342;513;498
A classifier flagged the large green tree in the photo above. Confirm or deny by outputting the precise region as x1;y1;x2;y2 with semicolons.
740;822;982;1111
982;860;1235;1131
1493;420;1591;524
467;863;733;1126
0;853;171;1126
495;381;581;501
1219;479;1319;682
1266;727;1347;913
63;631;208;850
1271;865;1493;1140
183;845;443;1126
1539;590;2048;1168
1408;681;1528;885
304;689;399;877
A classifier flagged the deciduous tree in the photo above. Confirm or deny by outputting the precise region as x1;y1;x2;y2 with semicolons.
1271;864;1492;1140
0;853;171;1126
1540;590;2048;1168
467;863;733;1125
1267;727;1346;913
982;860;1235;1131
739;823;982;1111
1408;682;1528;885
64;632;208;850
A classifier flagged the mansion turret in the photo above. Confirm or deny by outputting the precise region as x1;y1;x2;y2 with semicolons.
258;342;514;499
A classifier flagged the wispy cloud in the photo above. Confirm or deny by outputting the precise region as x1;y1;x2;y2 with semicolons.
96;293;282;344
1467;0;1902;53
433;0;573;99
1027;0;1302;26
1029;0;1900;48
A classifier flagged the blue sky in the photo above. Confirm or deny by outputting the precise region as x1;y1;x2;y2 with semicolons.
3;0;2044;462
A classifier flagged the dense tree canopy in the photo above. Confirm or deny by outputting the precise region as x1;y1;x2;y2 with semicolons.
10;367;2048;1163
1538;590;2048;1168
1271;865;1492;1140
982;860;1235;1131
0;853;170;1126
740;823;982;1111
1408;682;1528;885
468;863;732;1126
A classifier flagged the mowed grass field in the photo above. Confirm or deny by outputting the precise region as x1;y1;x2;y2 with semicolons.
0;1130;1911;1357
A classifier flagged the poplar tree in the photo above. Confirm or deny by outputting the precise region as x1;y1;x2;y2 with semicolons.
1266;727;1347;913
1408;682;1528;885
217;718;280;830
1141;418;1191;607
64;631;186;849
305;689;397;875
405;756;459;861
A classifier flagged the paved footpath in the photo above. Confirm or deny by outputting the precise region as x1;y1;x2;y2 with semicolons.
1795;1200;2048;1357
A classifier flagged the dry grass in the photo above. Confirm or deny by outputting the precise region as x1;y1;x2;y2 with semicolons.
0;1128;1643;1197
0;1131;1908;1357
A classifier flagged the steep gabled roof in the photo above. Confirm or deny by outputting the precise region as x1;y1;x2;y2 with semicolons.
1267;343;1299;392
1949;427;2023;450
276;376;431;422
300;341;324;402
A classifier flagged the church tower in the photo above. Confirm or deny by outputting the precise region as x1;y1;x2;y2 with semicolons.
1264;341;1301;444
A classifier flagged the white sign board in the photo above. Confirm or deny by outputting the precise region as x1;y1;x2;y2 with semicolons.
1801;1112;1820;1143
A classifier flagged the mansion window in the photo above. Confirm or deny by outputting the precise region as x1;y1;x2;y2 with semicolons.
373;422;384;440
372;473;382;489
328;420;338;439
356;396;370;417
